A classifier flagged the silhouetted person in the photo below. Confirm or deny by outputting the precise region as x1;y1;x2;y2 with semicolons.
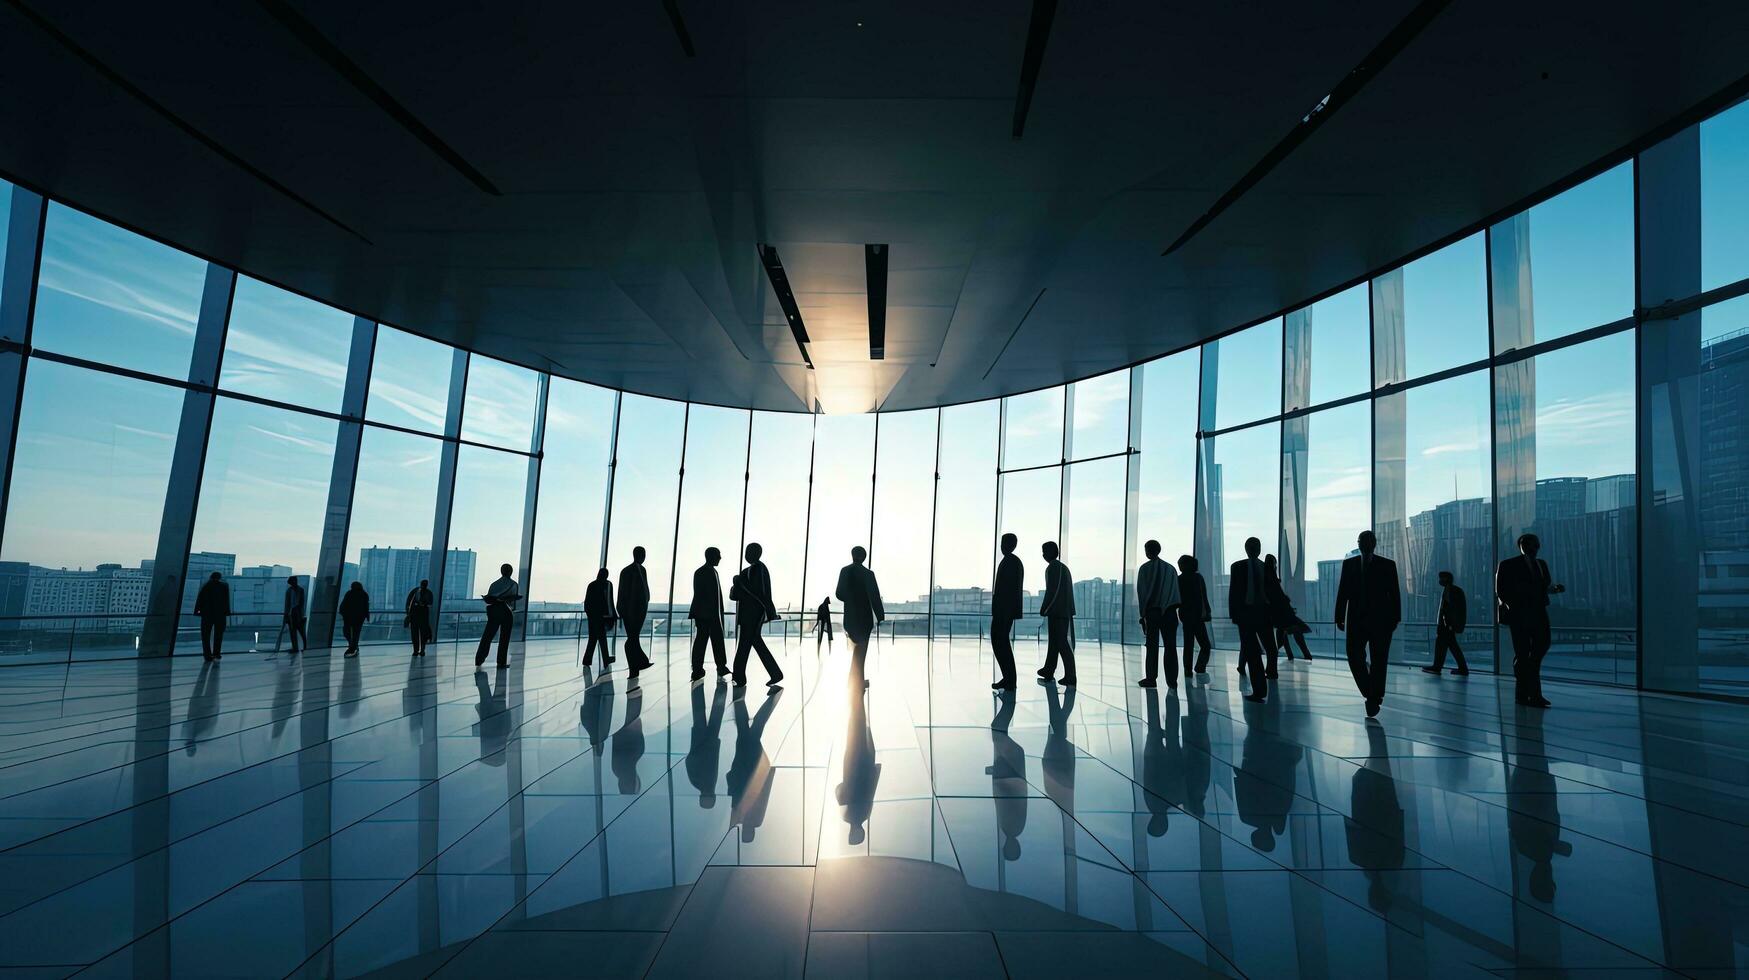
837;681;881;845
1035;541;1077;686
990;532;1024;690
988;691;1028;861
475;563;519;669
1233;697;1301;852
612;683;646;794
815;597;833;649
727;687;783;842
836;545;884;685
689;547;729;680
1335;530;1401;718
580;665;613;752
1177;555;1213;675
404;579;433;657
282;576;306;655
1141;689;1182;836
1422;570;1469;675
338;581;369;658
1266;557;1312;662
1507;709;1570;901
194;571;229;662
1136;539;1182;688
1497;533;1564;708
1042;680;1077;813
472;668;510;761
1347;721;1406;911
182;660;221;754
686;680;728;808
731;542;783;688
1181;681;1213;820
617;546;654;674
1228;538;1271;702
582;568;616;667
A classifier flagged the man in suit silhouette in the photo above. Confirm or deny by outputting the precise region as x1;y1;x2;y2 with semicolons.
1035;541;1077;686
616;546;654;674
1228;537;1271;702
731;542;783;688
836;546;885;685
1496;533;1565;708
1177;555;1213;675
1335;531;1401;717
990;532;1024;690
282;576;306;655
1422;570;1469;676
689;547;730;681
1135;539;1182;689
194;571;229;662
686;680;728;808
582;568;616;667
475;563;519;668
815;597;833;649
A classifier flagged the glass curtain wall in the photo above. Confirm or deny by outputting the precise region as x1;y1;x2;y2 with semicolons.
5;95;1749;700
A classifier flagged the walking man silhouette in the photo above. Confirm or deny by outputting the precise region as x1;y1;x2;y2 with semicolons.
1497;533;1564;708
689;548;730;680
404;578;433;657
194;571;229;662
582;568;615;667
1422;570;1469;675
835;546;884;687
1228;538;1272;702
475;563;519;668
731;543;783;688
339;581;370;658
991;532;1024;690
815;597;834;649
617;547;654;674
1035;541;1077;686
1334;531;1400;717
1136;539;1182;688
282;575;306;655
1177;555;1213;675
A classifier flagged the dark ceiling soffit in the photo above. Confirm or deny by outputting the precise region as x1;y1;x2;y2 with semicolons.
1160;0;1453;257
865;243;888;360
757;244;813;368
1011;0;1058;140
663;0;697;58
982;287;1046;380
5;0;372;243
255;0;503;196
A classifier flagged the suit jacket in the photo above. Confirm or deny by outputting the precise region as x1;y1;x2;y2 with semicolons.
194;581;230;620
1227;558;1271;626
689;564;725;624
1495;555;1552;624
1437;584;1468;633
835;563;885;641
1178;571;1211;623
992;553;1024;620
616;563;650;621
1040;559;1075;619
584;579;615;619
1135;557;1181;614
283;585;304;618
1334;554;1401;631
732;560;776;627
338;588;370;623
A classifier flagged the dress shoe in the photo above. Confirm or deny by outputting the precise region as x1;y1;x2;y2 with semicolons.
716;667;731;677
1420;665;1441;675
1365;699;1380;718
691;669;706;681
1194;667;1207;675
1137;678;1156;688
1265;669;1279;679
731;676;747;688
1453;669;1470;676
1036;667;1052;679
767;674;785;687
1243;694;1267;703
474;651;487;667
992;681;1015;690
1530;697;1552;708
1059;676;1077;687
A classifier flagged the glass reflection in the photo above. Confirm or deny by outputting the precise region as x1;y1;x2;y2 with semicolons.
727;688;783;843
838;685;880;845
1701;98;1749;292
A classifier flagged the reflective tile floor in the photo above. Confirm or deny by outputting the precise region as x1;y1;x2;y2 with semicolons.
2;634;1748;978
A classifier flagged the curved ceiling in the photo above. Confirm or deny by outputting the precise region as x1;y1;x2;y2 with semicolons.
0;2;1744;412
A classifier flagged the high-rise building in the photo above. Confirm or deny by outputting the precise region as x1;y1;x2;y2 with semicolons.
358;547;476;608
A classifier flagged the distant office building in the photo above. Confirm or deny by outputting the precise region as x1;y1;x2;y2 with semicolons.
358;547;477;608
22;563;150;631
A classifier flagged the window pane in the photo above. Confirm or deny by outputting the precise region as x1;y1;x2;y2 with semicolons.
605;394;685;629
1196;421;1279;648
1498;333;1637;685
0;182;11;304
1202;319;1282;429
34;204;204;379
806;414;874;621
1702;99;1749;292
1522;163;1635;344
1302;283;1370;408
671;405;748;633
188;399;338;649
1294;403;1371;643
1133;351;1198;577
445;445;529;638
343;428;443;645
1401;233;1488;379
0;362;181;662
220;276;354;411
871;409;936;630
462;355;539;449
367;326;453;433
999;466;1060;578
1062;456;1126;643
1068;370;1128;460
933;400;997;631
528;379;615;606
742;411;812;617
1001;386;1064;468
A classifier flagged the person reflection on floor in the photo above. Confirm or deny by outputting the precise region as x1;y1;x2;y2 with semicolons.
473;668;511;764
403;654;436;745
339;647;362;719
687;680;728;809
1234;697;1301;852
580;664;613;751
1141;688;1182;837
1042;680;1077;814
727;687;783;843
838;682;882;846
612;682;646;794
1346;721;1406;911
1181;680;1213;821
182;660;222;756
987;689;1028;861
1508;709;1571;902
